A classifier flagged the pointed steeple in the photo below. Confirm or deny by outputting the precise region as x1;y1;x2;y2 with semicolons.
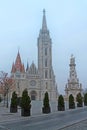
15;51;21;64
26;62;29;71
42;9;47;31
15;51;22;71
11;50;25;73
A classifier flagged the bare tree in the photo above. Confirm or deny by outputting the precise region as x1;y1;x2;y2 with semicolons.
0;71;15;107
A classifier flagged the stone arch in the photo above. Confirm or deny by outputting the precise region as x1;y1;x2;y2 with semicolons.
76;92;82;98
76;92;82;99
30;90;37;100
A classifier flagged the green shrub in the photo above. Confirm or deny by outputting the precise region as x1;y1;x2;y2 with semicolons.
21;89;31;109
43;92;50;108
10;91;17;108
58;95;65;111
42;91;51;113
69;94;75;109
76;93;83;107
84;93;87;106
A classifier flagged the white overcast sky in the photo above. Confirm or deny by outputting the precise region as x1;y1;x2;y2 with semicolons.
0;0;87;94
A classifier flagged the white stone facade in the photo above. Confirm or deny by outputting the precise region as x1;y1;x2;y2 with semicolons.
65;55;83;101
11;10;58;103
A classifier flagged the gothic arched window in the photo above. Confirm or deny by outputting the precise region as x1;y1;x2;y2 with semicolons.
45;59;47;67
45;48;47;55
49;69;51;78
30;91;37;100
46;82;48;89
45;70;48;79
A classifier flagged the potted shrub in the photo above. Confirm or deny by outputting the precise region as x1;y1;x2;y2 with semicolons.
84;93;87;106
42;92;51;114
76;93;83;107
21;89;31;116
10;91;17;113
69;94;75;109
58;95;65;111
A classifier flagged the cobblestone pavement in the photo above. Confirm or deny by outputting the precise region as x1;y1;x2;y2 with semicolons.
60;120;87;130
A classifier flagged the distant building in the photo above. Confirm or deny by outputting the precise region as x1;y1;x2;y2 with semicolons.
11;10;58;102
65;55;83;101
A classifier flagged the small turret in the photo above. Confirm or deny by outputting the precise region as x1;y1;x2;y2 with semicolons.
26;62;29;72
29;62;38;75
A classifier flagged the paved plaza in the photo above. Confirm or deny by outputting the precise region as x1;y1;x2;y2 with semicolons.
60;120;87;130
0;104;87;130
0;105;29;123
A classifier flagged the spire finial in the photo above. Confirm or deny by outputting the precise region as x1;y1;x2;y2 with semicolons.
43;9;45;15
71;54;73;58
42;9;47;31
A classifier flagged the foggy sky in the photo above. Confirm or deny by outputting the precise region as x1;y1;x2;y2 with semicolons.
0;0;87;94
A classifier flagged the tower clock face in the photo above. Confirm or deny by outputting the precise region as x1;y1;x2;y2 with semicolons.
30;80;36;86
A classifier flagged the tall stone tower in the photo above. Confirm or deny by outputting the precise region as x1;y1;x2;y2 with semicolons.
65;55;83;100
37;9;58;101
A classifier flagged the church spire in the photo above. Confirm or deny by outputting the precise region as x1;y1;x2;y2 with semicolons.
11;50;25;73
42;9;47;31
15;51;22;70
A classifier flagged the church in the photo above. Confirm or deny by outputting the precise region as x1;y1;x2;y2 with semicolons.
11;9;58;103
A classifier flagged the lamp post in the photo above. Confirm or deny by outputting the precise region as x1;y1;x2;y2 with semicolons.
6;87;9;108
3;92;6;106
17;80;20;97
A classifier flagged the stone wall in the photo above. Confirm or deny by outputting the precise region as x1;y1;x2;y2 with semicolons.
31;100;58;115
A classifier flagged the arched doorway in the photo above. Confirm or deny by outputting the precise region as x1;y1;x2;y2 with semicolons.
30;91;37;100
